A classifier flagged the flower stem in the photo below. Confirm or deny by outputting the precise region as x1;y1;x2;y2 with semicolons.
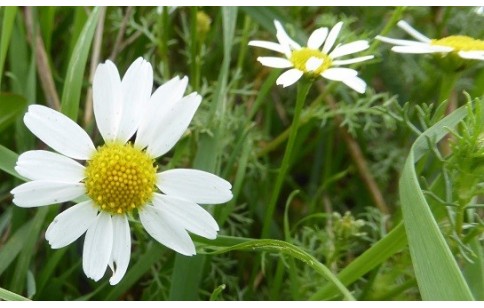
261;78;312;238
190;7;200;90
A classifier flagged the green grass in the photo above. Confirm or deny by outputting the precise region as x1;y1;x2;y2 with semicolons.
0;6;483;300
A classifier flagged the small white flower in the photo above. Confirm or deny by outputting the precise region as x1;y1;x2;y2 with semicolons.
11;57;233;285
249;20;374;93
376;20;484;61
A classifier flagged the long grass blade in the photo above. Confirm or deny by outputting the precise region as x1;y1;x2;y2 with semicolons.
60;7;100;120
0;7;17;87
399;105;473;300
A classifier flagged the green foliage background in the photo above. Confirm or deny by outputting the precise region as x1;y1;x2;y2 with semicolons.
0;6;483;300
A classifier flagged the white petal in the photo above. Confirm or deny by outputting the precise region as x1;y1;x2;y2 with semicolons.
146;93;201;158
15;150;85;182
305;57;324;72
307;27;328;49
321;67;358;81
276;69;303;88
257;57;293;68
375;35;429;46
109;214;131;285
11;181;85;207
248;40;286;54
139;205;196;256
153;194;219;240
93;60;123;142
341;76;367;94
322;21;343;53
117;57;153;143
156;169;232;204
391;45;453;54
397;20;431;43
274;20;301;57
24;105;95;160
83;212;113;282
458;51;484;61
333;55;375;66
329;40;370;59
136;76;188;149
45;200;98;249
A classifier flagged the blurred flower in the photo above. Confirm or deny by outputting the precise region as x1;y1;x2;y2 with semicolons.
249;20;374;93
376;20;484;61
11;57;232;285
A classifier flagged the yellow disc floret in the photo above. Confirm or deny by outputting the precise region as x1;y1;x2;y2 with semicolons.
431;35;484;51
290;47;332;75
84;143;157;214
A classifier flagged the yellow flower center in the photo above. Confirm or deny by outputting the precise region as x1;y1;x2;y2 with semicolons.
431;35;484;51
290;47;332;75
84;143;157;214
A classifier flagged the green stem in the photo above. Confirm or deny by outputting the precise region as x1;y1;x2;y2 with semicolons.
190;7;200;90
159;6;170;78
261;78;312;238
433;71;460;122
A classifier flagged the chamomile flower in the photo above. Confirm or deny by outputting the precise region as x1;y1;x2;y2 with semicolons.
11;57;233;285
249;20;374;93
376;20;484;61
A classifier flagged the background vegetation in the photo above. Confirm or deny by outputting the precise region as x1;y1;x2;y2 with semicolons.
0;6;483;300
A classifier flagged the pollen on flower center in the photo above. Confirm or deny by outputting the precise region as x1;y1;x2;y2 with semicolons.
290;47;332;75
84;143;157;214
431;35;484;51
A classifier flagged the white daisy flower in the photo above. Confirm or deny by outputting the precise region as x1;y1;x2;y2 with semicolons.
376;20;484;61
248;20;374;93
11;57;233;285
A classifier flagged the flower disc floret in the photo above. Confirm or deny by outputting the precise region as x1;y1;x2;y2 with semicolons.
431;35;484;52
85;143;157;214
290;48;332;75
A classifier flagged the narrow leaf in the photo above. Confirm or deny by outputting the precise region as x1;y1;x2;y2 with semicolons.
399;105;473;300
60;7;100;120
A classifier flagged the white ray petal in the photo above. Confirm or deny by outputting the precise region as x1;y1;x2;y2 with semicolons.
45;200;98;249
375;35;430;46
11;181;85;207
109;214;131;285
15;150;85;182
397;20;431;43
257;57;293;68
93;60;122;142
458;50;484;61
117;57;153;143
139;205;196;256
146;93;201;158
274;20;301;57
23;105;95;160
276;69;303;88
305;57;324;72
321;67;358;81
332;55;374;66
341;76;367;94
153;194;219;240
329;40;370;59
307;27;329;49
392;45;453;54
136;76;188;149
83;212;113;282
156;168;232;204
248;40;286;54
322;22;343;53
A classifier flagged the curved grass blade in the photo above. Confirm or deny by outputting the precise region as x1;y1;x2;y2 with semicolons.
399;104;473;300
0;7;17;87
202;238;355;301
0;287;30;301
60;7;100;120
0;93;27;132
